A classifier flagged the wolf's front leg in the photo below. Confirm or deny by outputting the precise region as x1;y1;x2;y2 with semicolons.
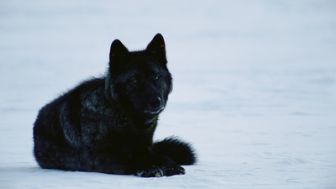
132;147;185;177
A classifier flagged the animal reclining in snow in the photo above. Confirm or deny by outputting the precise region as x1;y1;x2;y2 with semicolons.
33;34;196;177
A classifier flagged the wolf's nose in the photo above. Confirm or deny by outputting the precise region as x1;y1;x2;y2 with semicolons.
145;97;164;115
151;97;162;109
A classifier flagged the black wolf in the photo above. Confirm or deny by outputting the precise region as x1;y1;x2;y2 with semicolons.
33;34;196;177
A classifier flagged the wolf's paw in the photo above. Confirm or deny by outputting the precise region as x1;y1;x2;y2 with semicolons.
161;165;185;176
136;166;164;177
136;165;185;177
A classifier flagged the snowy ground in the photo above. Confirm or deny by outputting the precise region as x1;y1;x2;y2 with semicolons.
1;0;336;188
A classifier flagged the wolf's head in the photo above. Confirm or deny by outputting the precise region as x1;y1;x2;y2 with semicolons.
106;34;172;118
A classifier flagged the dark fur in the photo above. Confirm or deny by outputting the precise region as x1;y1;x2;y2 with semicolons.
33;34;196;177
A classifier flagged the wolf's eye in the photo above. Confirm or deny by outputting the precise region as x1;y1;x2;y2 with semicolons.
153;74;160;80
130;77;137;84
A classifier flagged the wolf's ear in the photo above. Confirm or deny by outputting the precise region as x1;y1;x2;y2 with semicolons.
109;39;128;64
146;33;167;64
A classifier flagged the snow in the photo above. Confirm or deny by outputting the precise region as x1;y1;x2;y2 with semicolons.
1;0;336;188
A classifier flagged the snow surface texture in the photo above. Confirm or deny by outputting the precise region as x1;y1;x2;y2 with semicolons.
1;0;336;188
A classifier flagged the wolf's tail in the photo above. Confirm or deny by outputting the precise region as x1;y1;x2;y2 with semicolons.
153;137;196;165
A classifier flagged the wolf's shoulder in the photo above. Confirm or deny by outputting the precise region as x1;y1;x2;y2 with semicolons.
39;77;106;113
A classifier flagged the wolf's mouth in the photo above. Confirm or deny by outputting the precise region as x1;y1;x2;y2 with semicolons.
143;106;165;115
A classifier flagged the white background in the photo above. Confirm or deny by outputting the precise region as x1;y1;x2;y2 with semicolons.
0;0;335;188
